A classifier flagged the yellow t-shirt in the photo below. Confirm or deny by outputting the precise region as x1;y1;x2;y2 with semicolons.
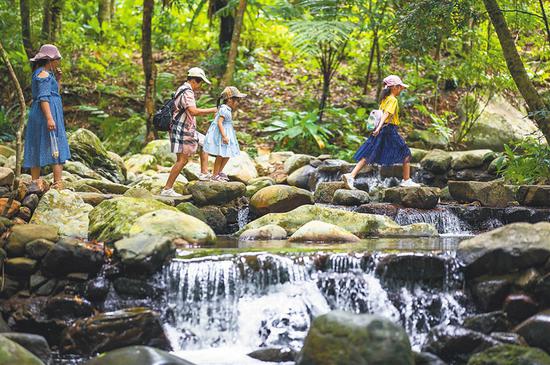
380;95;400;126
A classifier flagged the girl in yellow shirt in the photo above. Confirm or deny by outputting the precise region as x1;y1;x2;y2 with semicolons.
342;75;419;188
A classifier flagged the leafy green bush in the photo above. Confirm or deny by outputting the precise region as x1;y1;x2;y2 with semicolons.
0;106;18;142
497;137;550;185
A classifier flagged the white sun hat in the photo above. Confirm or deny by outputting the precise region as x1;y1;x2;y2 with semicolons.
187;67;211;85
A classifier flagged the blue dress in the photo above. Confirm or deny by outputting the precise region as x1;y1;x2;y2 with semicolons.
23;67;71;168
353;124;411;165
203;104;240;158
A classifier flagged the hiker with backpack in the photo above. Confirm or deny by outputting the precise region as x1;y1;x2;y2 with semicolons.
161;67;217;197
341;75;420;189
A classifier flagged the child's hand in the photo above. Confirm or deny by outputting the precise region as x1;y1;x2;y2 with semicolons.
372;129;380;136
222;136;230;144
47;118;56;131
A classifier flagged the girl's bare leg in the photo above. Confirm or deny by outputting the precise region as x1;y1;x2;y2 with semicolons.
219;157;230;173
350;158;367;178
52;164;63;183
213;156;223;176
164;153;188;190
199;150;209;174
30;167;41;180
403;155;411;180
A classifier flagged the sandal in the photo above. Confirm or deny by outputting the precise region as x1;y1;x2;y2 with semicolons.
51;181;65;190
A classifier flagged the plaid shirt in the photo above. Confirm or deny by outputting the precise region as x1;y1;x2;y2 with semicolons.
170;82;197;155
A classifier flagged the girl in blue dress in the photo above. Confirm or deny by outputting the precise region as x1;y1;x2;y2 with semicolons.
203;86;246;181
24;44;71;190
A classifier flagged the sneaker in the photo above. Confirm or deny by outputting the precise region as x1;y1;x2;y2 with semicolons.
160;188;182;197
341;173;355;189
400;179;420;187
197;172;211;181
217;173;229;182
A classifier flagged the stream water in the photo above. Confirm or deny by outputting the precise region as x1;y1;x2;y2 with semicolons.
162;237;471;365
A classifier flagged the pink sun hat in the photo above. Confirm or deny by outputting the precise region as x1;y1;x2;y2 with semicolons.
30;44;62;62
383;75;409;88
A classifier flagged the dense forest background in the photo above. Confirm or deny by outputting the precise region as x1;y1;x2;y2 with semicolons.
0;0;549;180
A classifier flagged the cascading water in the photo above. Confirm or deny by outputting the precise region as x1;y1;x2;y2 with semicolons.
395;207;472;235
162;250;470;364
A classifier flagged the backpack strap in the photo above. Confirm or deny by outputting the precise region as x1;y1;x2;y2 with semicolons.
174;86;192;123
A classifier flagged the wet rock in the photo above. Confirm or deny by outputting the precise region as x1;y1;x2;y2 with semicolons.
30;189;93;238
44;294;93;320
85;276;110;303
68;128;125;183
457;222;550;279
113;277;160;298
245;177;275;198
18;207;32;221
422;325;500;363
378;223;439;237
248;347;296;362
1;332;50;364
470;277;512;312
383;187;440;209
196;206;227;234
489;332;526;345
448;180;515;207
60;308;171;355
0;198;21;218
128;209;216;244
503;206;534;223
463;311;511;335
517;185;550;207
250;185;314;216
467;344;550;365
421;149;452;174
241;205;400;237
332;189;370;206
410;148;429;163
0;335;44;365
176;202;206;221
355;202;399;219
41;239;105;276
296;311;414;365
287;165;316;190
88;197;176;242
222;151;258;183
0;167;14;186
450;150;495;170
514;310;550;353
131;173;187;195
414;351;446;365
284;154;315;174
289;220;360;243
124;154;157;174
0;316;10;332
141;140;174;166
314;181;346;203
5;258;38;276
448;168;496;182
0;275;22;298
375;254;446;283
239;224;287;241
503;294;538;323
84;345;196;365
71;179;129;195
187;181;245;206
7;224;58;257
114;234;175;273
534;273;550;306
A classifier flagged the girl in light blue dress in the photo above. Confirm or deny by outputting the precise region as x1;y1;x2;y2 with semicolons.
203;86;246;181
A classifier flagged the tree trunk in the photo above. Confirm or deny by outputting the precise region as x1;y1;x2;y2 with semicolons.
142;0;157;142
110;0;116;20
222;0;246;86
483;0;550;141
98;0;111;26
41;0;52;42
375;38;382;99
318;71;330;123
20;0;33;59
362;34;377;94
539;0;550;43
211;0;234;51
41;0;64;42
0;41;27;217
51;0;63;40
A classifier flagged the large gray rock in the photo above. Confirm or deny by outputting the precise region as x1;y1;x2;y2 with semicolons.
514;310;550;354
6;224;58;257
115;234;175;273
287;165;316;189
314;182;346;203
60;308;171;355
187;181;245;206
30;189;93;238
239;224;287;241
383;187;440;209
245;177;275;198
1;333;50;365
141;140;174;166
68;128;125;183
517;185;550;207
421;150;452;174
448;180;515;207
0;167;14;186
130;173;187;195
0;335;44;365
332;189;370;206
84;346;196;365
41;239;105;276
449;150;495;170
284;154;315;174
250;185;314;215
467;344;550;365
289;220;360;243
64;161;107;181
296;311;414;365
465;96;547;151
457;222;550;279
223;151;258;183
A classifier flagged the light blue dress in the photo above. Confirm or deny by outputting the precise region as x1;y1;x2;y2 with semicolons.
203;104;240;158
23;67;71;168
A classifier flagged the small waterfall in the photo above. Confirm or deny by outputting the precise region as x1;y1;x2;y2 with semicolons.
395;207;471;235
237;206;250;230
163;251;469;363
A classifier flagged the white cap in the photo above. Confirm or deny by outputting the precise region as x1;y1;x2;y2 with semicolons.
187;67;211;85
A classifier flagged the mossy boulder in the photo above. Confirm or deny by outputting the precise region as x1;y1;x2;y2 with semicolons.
420;149;452;174
239;224;287;241
314;182;347;203
245;177;275;198
68;128;125;183
241;205;400;237
88;197;176;242
517;185;550;207
332;189;370;206
125;154;157;174
289;220;360;243
176;202;206;221
378;223;439;237
187;181;245;206
70;179;129;195
284;154;315;174
450;150;495;170
410;148;428;163
64;161;106;181
223;151;258;183
448;180;515;207
0;335;44;365
128;209;216;244
30;190;93;238
0;145;15;158
131;173;188;195
467;344;550;365
114;234;175;273
141;140;175;166
296;311;414;365
84;346;196;365
287;165;316;189
383;187;440;210
6;224;58;257
250;185;314;215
